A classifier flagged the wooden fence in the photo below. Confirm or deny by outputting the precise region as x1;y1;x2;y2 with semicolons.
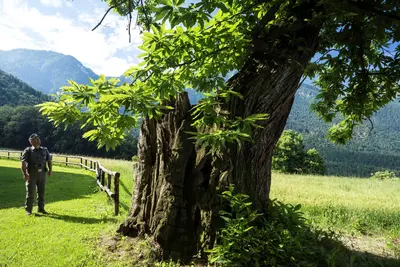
0;150;120;215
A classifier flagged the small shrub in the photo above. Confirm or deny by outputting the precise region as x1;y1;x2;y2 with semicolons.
370;170;398;180
207;186;345;267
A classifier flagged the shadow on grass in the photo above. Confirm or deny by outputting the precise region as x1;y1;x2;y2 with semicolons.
347;250;400;267
0;165;97;210
319;234;400;266
35;212;119;224
120;179;132;198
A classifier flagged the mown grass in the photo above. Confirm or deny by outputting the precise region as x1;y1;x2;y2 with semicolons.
0;159;127;267
1;157;399;266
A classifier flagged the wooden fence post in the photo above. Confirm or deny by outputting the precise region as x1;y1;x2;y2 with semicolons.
114;173;120;216
80;158;82;168
7;152;10;159
96;163;100;180
101;170;105;187
90;160;93;170
66;156;68;166
107;173;112;190
85;159;88;169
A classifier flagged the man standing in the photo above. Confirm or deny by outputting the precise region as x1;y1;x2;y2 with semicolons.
21;133;52;215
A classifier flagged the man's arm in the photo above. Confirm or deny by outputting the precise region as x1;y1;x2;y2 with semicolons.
45;149;52;176
47;160;52;176
21;149;30;181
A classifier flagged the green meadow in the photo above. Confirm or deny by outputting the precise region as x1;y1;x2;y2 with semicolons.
0;158;399;266
271;173;400;236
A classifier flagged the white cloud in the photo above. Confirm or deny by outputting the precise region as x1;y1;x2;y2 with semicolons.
40;0;62;8
0;0;142;76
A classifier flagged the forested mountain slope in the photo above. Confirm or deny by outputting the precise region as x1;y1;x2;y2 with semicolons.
286;84;400;177
0;69;50;106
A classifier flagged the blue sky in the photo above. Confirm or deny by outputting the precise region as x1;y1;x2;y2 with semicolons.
0;0;143;76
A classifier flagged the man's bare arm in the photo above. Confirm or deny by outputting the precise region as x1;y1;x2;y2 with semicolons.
21;162;29;181
47;161;52;176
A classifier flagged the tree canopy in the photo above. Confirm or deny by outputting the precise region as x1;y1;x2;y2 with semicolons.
38;0;400;151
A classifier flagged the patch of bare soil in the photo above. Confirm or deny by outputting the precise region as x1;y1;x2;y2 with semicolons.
98;233;162;266
341;235;399;259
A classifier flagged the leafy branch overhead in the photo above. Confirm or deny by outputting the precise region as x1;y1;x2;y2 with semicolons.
39;0;400;149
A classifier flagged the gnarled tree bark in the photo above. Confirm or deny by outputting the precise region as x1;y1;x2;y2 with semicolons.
118;2;322;262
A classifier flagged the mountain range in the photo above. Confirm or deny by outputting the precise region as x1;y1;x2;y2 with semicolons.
0;49;98;94
1;48;399;177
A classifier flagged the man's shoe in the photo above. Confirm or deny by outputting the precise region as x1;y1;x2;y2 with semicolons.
26;210;32;215
38;209;48;214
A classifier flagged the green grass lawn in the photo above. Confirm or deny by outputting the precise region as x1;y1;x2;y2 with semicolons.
0;159;126;267
0;158;399;266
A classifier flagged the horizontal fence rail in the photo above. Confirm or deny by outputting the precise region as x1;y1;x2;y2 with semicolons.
0;150;120;215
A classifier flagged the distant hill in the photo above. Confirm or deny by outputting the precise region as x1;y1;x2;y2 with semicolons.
0;49;99;94
0;69;50;106
286;84;400;177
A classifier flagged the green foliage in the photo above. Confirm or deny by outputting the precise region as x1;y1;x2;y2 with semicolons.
305;0;400;143
208;185;342;267
272;130;325;175
189;90;268;155
38;76;151;150
370;170;398;180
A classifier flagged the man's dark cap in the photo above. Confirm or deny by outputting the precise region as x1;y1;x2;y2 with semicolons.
29;133;40;140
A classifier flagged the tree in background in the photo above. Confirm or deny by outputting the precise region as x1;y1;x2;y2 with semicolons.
305;148;326;175
273;130;325;175
39;0;400;262
273;130;306;174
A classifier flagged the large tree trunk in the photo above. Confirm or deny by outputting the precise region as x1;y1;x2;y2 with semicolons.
118;3;322;262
